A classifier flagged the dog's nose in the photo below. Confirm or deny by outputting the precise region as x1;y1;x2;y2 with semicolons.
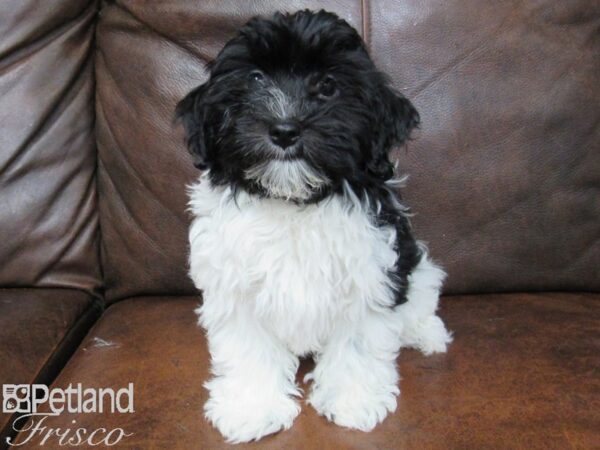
269;120;301;148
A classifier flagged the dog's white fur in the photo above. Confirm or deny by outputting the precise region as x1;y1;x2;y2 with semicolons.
188;172;452;443
245;159;329;201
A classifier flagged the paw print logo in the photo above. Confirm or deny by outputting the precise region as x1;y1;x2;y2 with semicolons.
2;385;31;413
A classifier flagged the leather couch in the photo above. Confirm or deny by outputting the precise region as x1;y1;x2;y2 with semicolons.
1;1;598;448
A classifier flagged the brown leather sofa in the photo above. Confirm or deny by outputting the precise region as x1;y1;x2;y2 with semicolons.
1;1;598;448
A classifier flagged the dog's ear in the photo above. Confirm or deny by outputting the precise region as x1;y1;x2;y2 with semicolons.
368;82;420;180
176;83;210;170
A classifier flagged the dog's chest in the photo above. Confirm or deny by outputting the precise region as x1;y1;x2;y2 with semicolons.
189;181;398;354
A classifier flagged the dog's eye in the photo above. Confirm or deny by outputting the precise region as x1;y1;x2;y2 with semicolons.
318;76;337;97
248;70;265;86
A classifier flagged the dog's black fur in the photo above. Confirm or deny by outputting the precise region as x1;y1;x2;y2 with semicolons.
177;10;422;305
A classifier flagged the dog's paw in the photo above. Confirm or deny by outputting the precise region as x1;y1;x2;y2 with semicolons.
308;380;398;432
402;314;452;356
204;383;300;443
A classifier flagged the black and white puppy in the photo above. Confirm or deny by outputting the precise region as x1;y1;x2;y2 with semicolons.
177;10;451;443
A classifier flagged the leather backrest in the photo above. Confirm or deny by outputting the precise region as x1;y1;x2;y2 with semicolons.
0;0;102;295
95;0;600;301
369;0;600;293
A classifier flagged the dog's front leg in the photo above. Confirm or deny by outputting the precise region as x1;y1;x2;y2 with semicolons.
307;309;402;432
200;303;301;443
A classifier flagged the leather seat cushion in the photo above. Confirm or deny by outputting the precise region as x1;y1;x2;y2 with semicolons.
13;292;600;448
0;288;100;441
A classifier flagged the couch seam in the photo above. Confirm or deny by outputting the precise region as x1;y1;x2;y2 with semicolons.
91;0;107;304
361;0;371;50
100;290;600;309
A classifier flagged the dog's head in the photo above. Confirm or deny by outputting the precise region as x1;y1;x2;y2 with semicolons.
177;10;419;201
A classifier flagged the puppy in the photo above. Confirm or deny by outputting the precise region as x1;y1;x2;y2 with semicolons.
177;10;452;443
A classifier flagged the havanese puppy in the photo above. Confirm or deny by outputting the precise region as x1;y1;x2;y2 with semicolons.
177;9;452;444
